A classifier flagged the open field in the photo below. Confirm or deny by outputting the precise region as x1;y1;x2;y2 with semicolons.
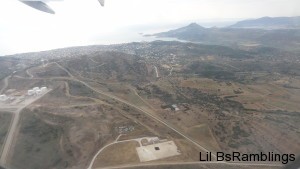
136;76;300;155
179;77;300;112
36;82;97;107
93;141;140;168
10;110;65;169
27;62;70;78
92;137;205;169
187;124;221;152
9;103;142;169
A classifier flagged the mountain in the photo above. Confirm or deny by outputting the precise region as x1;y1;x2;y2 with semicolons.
229;16;300;29
154;23;207;41
151;22;300;53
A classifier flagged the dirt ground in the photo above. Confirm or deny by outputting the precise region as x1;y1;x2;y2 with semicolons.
93;141;140;168
135;77;300;155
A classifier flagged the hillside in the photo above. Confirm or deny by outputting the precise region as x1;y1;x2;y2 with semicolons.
229;16;300;29
152;23;300;52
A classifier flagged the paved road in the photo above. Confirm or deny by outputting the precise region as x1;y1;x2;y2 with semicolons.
95;161;282;169
0;109;21;166
0;90;52;167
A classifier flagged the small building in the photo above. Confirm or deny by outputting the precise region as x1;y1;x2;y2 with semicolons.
32;87;40;92
28;86;48;96
171;104;180;111
0;95;8;102
149;137;160;144
41;87;47;92
36;89;42;95
27;90;35;96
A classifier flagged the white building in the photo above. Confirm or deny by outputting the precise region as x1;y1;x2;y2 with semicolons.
0;95;8;101
28;86;47;96
32;87;40;92
41;87;47;92
28;90;35;96
172;104;180;111
36;89;42;95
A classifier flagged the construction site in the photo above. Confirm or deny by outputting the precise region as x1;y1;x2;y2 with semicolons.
0;86;49;111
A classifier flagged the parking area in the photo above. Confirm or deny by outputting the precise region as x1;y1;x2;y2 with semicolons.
136;141;181;162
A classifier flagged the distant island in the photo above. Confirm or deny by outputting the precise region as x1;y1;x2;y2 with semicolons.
229;16;300;29
148;16;300;53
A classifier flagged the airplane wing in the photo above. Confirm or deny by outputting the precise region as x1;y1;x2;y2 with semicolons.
98;0;105;6
20;1;55;14
19;0;105;14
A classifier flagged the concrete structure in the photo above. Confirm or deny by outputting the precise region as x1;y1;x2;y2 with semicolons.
27;90;35;96
172;104;180;111
36;89;42;95
41;87;47;92
28;87;48;96
0;95;8;102
136;141;180;162
32;87;39;92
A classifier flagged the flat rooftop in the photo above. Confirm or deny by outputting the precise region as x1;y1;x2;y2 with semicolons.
136;141;180;162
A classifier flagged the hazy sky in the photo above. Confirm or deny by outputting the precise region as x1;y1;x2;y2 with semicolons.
0;0;299;55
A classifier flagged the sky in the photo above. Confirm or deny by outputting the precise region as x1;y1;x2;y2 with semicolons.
0;0;300;56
